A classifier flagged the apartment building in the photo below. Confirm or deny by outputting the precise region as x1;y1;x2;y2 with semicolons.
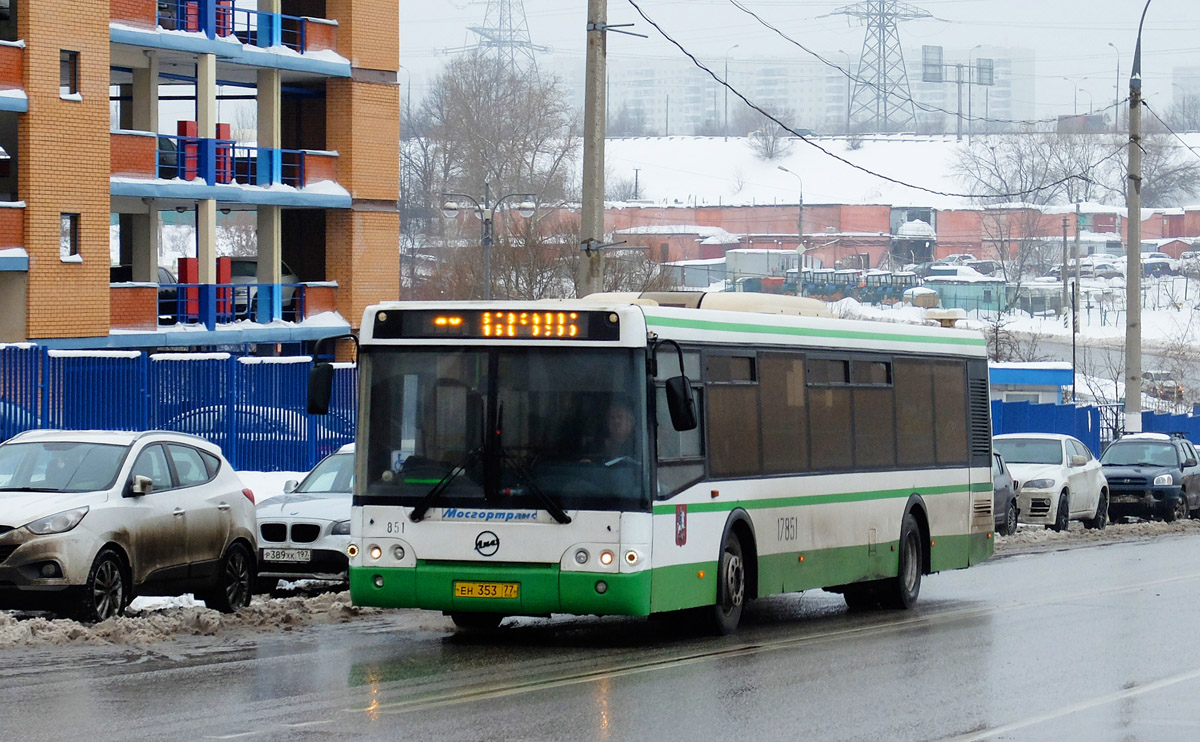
0;0;399;350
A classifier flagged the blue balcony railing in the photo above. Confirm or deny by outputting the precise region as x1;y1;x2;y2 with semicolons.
156;0;311;52
160;282;308;329
157;135;307;187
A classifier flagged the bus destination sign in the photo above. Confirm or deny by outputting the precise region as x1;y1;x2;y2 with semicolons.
375;309;622;341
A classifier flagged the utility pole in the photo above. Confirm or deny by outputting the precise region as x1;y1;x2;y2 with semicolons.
633;168;640;200
955;63;964;142
579;0;607;296
1073;201;1082;400
1061;216;1069;317
1125;1;1151;433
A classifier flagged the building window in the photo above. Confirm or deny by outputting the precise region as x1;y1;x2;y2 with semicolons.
59;50;79;98
60;213;80;262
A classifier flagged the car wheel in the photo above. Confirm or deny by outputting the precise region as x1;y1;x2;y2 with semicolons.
1001;498;1019;536
451;613;504;630
881;512;923;609
708;532;746;635
1049;491;1070;532
78;549;128;623
1166;495;1188;523
203;543;254;613
1083;489;1108;531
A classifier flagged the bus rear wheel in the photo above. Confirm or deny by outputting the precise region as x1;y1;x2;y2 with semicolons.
708;533;746;635
880;513;923;610
450;612;504;630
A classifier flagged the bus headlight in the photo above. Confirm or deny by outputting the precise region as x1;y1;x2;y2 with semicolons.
369;545;382;560
574;548;590;565
392;544;406;561
599;550;614;566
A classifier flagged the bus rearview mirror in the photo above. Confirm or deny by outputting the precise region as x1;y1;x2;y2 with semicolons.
666;376;697;431
308;363;334;415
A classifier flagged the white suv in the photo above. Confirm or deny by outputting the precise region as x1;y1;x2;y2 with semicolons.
0;430;258;621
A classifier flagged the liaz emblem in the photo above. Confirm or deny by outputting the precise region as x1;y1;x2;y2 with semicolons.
675;505;687;546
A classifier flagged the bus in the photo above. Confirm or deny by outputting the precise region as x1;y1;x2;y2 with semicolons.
308;292;994;634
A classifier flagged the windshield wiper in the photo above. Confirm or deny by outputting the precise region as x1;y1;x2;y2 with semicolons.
494;402;571;525
409;448;480;522
1;486;60;493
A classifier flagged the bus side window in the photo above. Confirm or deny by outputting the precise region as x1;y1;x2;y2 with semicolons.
656;384;704;498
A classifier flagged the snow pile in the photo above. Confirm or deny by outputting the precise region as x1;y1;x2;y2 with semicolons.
0;591;376;649
829;297;931;325
994;518;1200;556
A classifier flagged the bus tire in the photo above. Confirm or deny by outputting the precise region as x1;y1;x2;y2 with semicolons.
881;513;922;610
708;533;746;635
451;613;504;630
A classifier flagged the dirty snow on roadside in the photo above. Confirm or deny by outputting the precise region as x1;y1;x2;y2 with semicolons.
994;518;1200;555
0;591;376;649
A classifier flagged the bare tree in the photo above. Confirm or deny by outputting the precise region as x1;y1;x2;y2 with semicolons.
1167;94;1200;133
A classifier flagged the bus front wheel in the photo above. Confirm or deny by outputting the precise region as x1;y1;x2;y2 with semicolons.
708;533;746;635
881;512;923;610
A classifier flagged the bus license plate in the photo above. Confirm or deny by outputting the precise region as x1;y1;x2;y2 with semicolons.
454;581;519;599
263;548;311;563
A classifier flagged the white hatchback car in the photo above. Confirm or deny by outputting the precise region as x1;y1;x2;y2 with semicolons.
0;430;258;620
256;443;353;586
993;433;1109;532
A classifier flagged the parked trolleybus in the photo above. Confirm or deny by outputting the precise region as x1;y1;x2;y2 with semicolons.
308;292;994;634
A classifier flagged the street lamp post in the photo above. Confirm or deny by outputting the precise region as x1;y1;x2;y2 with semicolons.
968;44;982;140
839;49;853;136
1125;0;1153;434
723;43;739;141
1107;41;1121;132
441;183;536;300
1062;76;1084;115
777;165;804;294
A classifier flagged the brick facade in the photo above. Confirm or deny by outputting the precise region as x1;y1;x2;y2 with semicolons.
109;0;156;28
109;284;157;330
326;209;399;328
325;79;399;201
0;44;21;90
21;0;112;340
325;0;398;71
110;132;156;178
304;20;337;52
0;205;23;248
303;284;337;317
304;152;337;185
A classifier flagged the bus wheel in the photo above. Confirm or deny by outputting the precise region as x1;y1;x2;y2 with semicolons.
709;533;746;635
881;513;922;610
450;613;504;630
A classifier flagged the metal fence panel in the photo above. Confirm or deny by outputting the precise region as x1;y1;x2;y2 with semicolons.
0;344;42;442
991;400;1103;456
235;356;316;472
45;350;148;431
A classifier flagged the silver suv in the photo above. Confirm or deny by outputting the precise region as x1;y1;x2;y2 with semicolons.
0;430;257;621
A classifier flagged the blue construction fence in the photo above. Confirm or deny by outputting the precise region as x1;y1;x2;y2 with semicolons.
0;345;355;472
992;400;1200;456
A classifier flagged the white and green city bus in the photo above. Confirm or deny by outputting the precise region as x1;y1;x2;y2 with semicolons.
309;292;994;633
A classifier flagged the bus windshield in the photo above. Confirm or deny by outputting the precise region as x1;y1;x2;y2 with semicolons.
361;347;649;513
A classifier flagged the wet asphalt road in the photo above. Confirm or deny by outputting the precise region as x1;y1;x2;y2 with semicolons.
5;535;1200;741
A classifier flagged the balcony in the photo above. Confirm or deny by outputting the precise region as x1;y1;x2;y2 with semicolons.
110;1;349;78
110;280;339;335
110;131;349;208
0;41;25;113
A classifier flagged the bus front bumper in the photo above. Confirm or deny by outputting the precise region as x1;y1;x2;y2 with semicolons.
349;561;652;617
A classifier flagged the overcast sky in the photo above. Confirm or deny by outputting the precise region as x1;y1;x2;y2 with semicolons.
401;0;1200;120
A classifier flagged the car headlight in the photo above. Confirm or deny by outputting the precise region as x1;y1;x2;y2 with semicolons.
1023;478;1055;490
331;519;351;535
25;506;89;535
1154;474;1174;486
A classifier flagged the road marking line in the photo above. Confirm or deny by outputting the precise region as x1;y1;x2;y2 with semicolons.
948;666;1200;741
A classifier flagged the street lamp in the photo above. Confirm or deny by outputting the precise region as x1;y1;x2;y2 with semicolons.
441;183;536;300
723;43;739;141
1062;76;1086;115
968;44;982;139
839;49;853;135
777;165;804;294
1125;0;1153;433
1107;41;1121;132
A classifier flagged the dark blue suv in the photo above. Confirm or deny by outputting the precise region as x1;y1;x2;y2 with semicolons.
1100;433;1200;522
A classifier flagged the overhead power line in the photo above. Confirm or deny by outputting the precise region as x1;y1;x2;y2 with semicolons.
623;0;1127;202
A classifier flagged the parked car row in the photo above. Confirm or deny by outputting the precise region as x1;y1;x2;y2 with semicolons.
991;430;1200;533
0;428;357;622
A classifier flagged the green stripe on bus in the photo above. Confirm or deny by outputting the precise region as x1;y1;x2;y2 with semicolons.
651;481;990;515
645;315;987;347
